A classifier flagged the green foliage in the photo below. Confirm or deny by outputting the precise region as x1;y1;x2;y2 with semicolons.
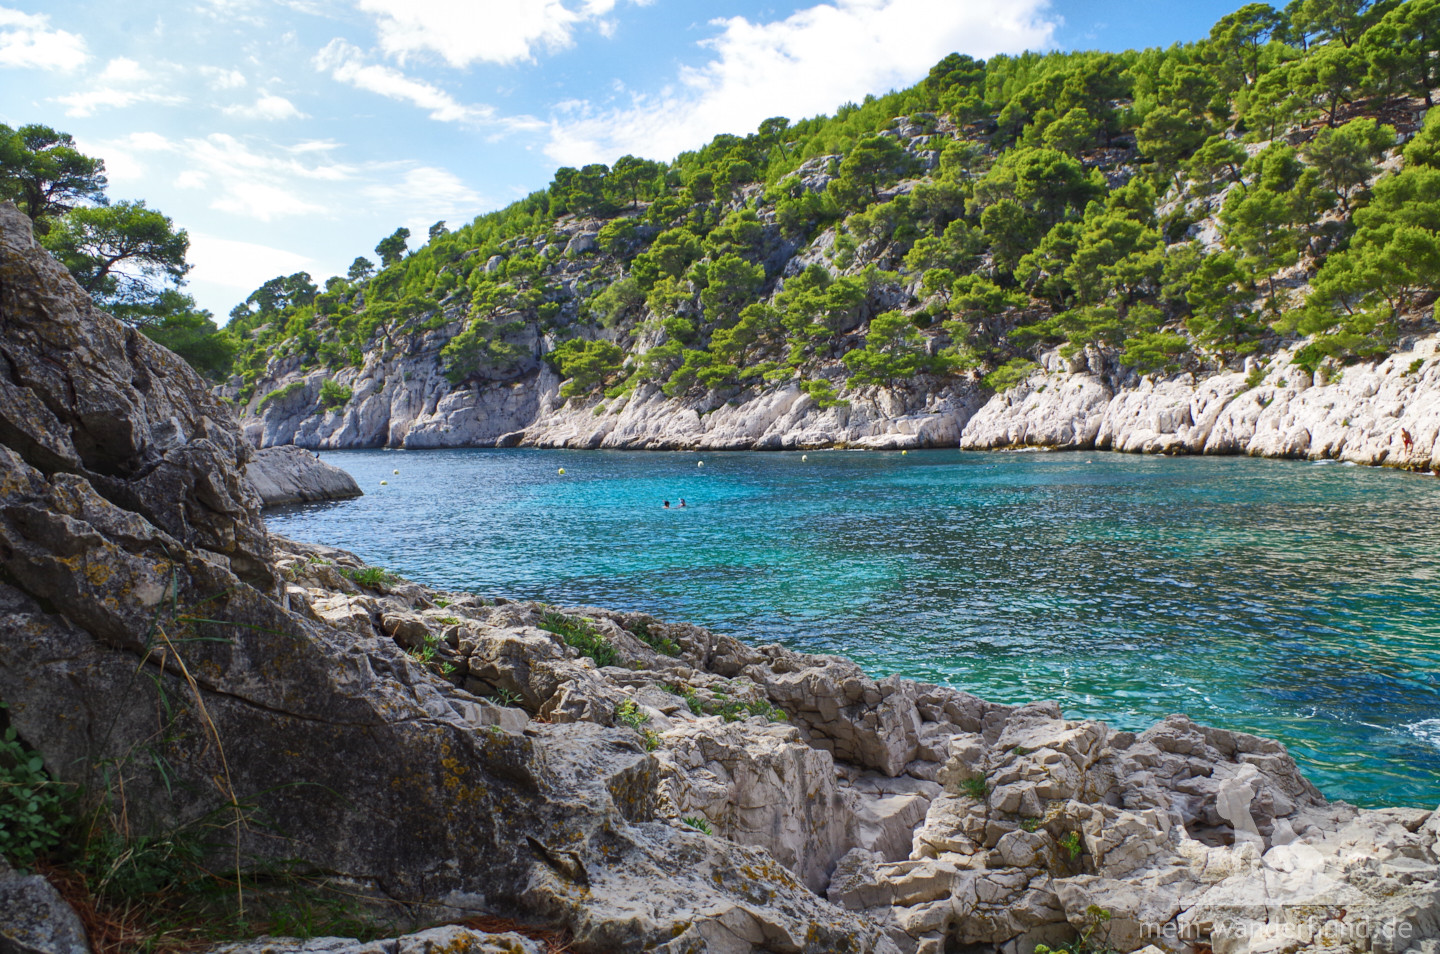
682;816;713;835
374;227;409;266
984;357;1038;392
0;123;107;228
340;566;398;589
1060;830;1084;859
318;379;352;410
1035;905;1113;954
1121;330;1192;374
550;338;625;399
0;719;73;871
829;135;915;209
1303;117;1396;209
203;4;1434;417
625;618;681;656
799;378;848;408
844;310;935;387
615;699;650;730
539;612;619;668
40;200;190;320
960;775;989;799
1220;144;1331;307
139;296;237;381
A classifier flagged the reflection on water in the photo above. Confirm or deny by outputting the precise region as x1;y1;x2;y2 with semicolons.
269;448;1440;807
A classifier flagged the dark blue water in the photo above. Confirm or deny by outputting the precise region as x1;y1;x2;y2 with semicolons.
268;448;1440;808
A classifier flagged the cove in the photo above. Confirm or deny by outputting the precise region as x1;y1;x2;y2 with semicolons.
268;447;1440;808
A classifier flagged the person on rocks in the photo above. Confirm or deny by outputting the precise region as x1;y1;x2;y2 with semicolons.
1401;428;1414;453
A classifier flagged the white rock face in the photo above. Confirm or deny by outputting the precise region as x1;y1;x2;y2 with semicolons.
240;333;1440;472
962;337;1440;469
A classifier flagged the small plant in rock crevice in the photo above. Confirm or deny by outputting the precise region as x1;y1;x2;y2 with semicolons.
625;618;680;656
682;816;713;835
539;611;619;668
1060;830;1084;860
340;566;398;589
666;683;785;723
405;632;455;677
1034;904;1113;954
615;699;650;730
960;775;989;800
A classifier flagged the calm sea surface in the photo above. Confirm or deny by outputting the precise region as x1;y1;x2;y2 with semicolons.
268;448;1440;808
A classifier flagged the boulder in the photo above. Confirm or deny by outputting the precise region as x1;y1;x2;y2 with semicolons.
245;445;363;507
0;858;91;954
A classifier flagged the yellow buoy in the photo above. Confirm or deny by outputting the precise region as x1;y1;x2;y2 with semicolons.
901;450;908;456
393;469;399;475
697;460;704;467
380;480;388;485
558;467;566;475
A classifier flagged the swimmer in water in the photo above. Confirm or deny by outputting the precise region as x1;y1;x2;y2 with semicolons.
679;498;687;508
663;500;670;509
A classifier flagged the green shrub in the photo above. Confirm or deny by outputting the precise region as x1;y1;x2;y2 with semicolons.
960;775;989;800
0;721;72;870
340;566;398;589
540;612;619;668
682;816;713;835
616;699;650;730
983;358;1038;393
626;618;680;656
319;379;353;409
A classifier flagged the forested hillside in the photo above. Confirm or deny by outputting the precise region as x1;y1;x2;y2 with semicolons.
12;1;1440;437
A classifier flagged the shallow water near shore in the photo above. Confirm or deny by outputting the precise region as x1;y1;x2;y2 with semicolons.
269;448;1440;808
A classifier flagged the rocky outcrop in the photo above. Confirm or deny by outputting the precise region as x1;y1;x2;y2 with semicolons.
236;330;1440;468
961;343;1440;470
245;445;363;507
245;545;1440;954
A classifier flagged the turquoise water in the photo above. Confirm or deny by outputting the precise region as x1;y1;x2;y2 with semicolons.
268;448;1440;808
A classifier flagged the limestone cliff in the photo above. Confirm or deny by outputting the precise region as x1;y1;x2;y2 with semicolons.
236;322;1440;470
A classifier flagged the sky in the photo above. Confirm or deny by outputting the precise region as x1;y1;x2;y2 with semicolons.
0;0;1254;319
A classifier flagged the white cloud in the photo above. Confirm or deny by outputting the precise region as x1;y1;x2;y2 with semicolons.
98;56;148;83
361;164;480;209
90;130;482;227
187;231;319;291
54;54;186;117
545;0;1057;165
224;92;306;121
200;66;247;89
56;87;186;118
314;38;542;131
0;6;87;71
352;0;639;68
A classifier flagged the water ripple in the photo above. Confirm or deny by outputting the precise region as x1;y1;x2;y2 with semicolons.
270;448;1440;808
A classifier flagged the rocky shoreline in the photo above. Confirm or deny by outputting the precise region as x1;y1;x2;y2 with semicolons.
3;201;1438;954
238;337;1440;472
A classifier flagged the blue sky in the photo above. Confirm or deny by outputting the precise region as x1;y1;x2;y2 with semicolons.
0;0;1252;319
